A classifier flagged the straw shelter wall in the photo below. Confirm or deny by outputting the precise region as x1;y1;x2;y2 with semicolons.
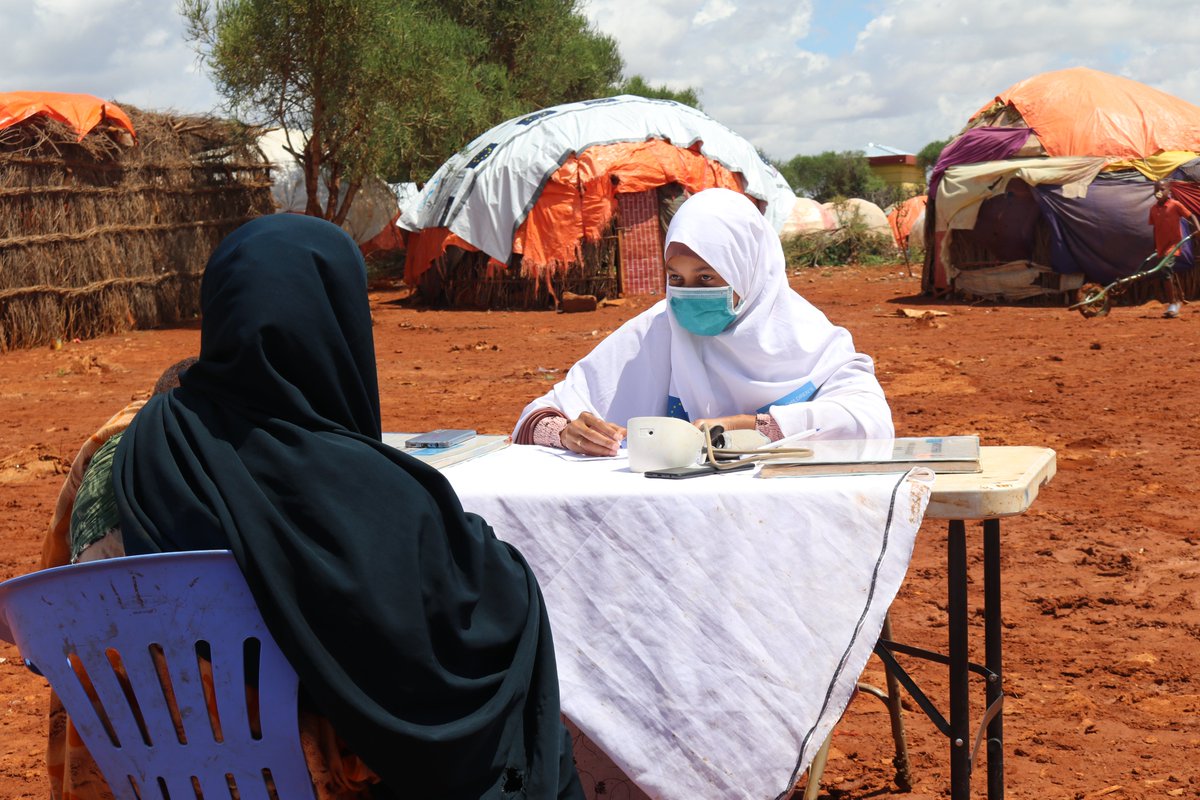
0;108;274;350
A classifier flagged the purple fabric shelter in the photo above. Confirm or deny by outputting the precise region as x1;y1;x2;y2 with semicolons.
924;127;1040;290
1031;177;1191;283
930;127;1034;200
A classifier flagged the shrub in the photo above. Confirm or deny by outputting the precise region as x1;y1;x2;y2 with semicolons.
782;202;897;269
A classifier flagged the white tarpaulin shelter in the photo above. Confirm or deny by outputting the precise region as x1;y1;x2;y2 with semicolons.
399;95;796;263
780;196;836;237
257;128;402;245
823;197;891;235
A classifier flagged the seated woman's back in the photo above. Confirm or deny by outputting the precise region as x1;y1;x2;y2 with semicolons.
62;215;581;799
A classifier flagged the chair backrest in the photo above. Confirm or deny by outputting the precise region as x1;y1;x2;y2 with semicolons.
0;550;315;800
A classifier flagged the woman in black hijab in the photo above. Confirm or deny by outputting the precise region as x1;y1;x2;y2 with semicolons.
112;214;581;799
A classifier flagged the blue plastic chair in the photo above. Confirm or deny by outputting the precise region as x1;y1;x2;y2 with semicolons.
0;550;316;800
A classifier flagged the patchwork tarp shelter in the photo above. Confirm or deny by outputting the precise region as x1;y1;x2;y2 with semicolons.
400;95;795;307
780;197;836;237
0;93;273;350
923;67;1200;302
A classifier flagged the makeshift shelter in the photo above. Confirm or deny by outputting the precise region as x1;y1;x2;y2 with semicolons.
0;91;135;142
923;67;1200;303
256;128;406;253
887;194;928;254
0;92;274;350
824;198;891;235
780;196;836;237
400;95;796;307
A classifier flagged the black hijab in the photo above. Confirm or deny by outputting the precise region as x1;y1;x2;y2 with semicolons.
113;215;580;799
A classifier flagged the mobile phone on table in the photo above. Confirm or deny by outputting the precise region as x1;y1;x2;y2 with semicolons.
404;429;476;448
645;461;756;479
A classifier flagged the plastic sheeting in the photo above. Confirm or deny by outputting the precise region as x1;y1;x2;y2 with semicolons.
0;91;135;141
1167;159;1200;184
780;196;836;236
887;195;928;249
1108;150;1200;181
256;129;400;245
1166;180;1200;215
1032;177;1189;283
929;127;1033;202
400;96;796;266
404;138;755;283
823;198;890;234
935;157;1108;232
972;67;1200;158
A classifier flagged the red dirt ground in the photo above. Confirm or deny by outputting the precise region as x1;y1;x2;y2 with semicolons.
1;265;1198;799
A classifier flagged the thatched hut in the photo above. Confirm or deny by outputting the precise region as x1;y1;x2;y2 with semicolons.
0;93;274;350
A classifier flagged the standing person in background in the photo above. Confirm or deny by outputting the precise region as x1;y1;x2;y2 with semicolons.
1149;180;1198;318
513;188;893;455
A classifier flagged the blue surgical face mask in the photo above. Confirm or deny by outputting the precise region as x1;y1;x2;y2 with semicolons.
667;285;739;336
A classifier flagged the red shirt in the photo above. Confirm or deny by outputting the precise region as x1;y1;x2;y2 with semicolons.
1149;198;1191;257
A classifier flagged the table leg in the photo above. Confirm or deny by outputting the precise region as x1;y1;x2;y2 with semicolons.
879;614;913;791
948;519;970;799
984;518;1004;800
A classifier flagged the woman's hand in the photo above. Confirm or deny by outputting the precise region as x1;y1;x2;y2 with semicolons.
693;414;756;435
561;412;626;456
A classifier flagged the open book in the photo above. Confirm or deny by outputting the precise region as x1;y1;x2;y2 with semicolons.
757;435;981;478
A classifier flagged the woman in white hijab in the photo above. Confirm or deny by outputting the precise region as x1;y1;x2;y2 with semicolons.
513;188;893;455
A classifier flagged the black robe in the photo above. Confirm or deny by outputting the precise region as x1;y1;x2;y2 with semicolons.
113;214;580;799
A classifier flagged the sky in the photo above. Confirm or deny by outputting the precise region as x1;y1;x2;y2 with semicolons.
3;0;1200;162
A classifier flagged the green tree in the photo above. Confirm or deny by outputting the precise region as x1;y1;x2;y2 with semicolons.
182;0;624;223
779;150;888;204
917;137;952;172
436;0;622;114
611;75;701;109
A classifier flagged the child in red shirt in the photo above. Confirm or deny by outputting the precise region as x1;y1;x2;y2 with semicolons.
1148;181;1198;318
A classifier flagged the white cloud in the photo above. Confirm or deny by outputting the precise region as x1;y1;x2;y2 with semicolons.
1;1;221;113
7;0;1200;163
693;0;737;27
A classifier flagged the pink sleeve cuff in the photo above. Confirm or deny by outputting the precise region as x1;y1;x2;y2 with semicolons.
514;408;568;445
756;413;784;442
533;415;570;448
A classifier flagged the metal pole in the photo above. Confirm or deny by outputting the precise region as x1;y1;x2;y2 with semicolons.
984;518;1004;800
948;519;971;799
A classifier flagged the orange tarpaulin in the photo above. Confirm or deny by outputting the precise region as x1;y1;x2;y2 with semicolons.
0;91;136;141
404;139;745;285
887;195;927;249
971;67;1200;159
359;214;407;259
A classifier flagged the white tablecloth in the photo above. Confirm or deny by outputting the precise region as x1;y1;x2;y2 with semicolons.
441;446;933;800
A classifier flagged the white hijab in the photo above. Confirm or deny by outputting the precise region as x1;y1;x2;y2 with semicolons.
514;188;893;439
